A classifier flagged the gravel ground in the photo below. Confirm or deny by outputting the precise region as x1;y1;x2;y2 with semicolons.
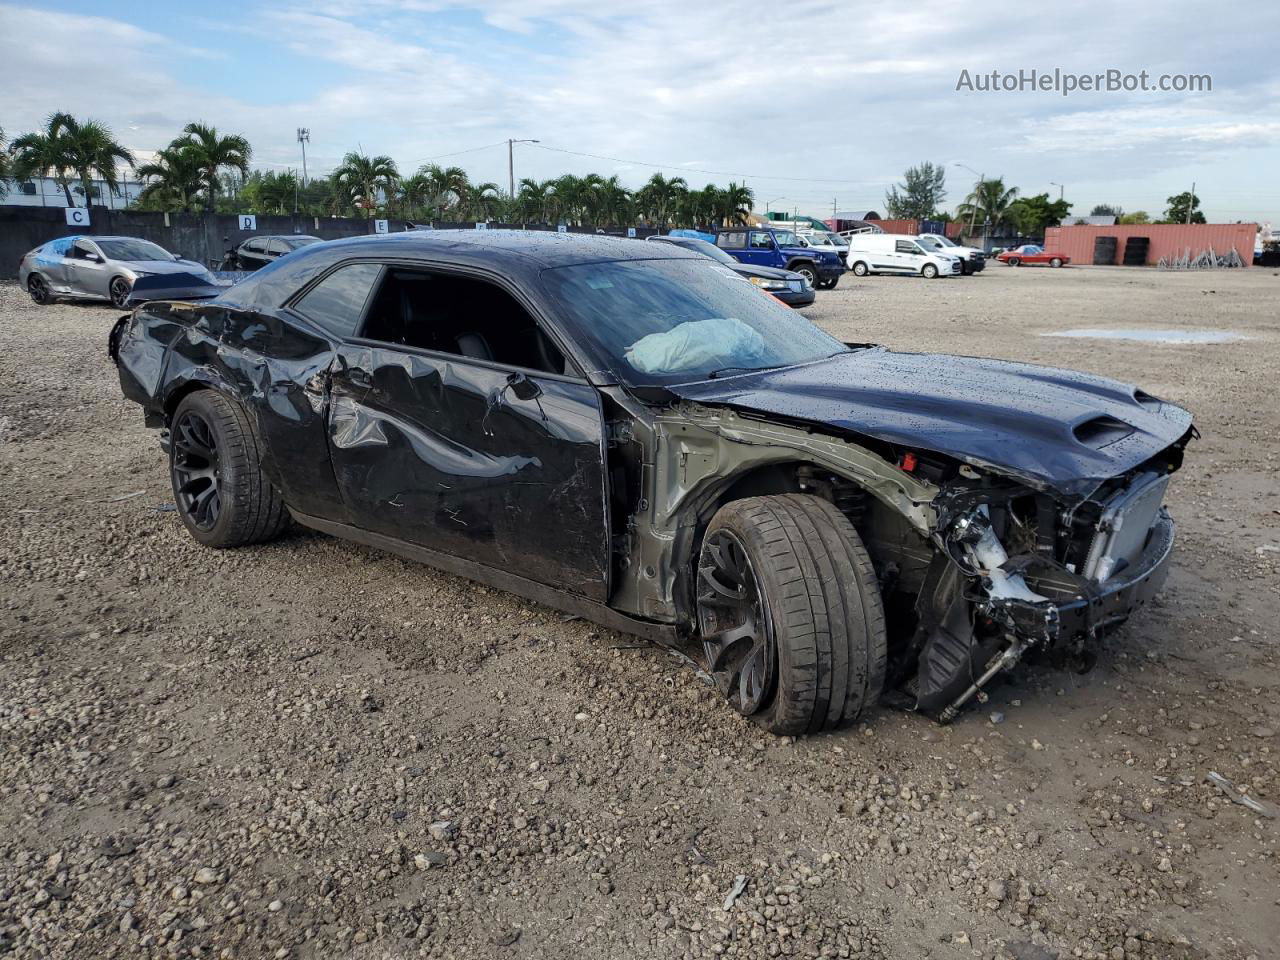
1;263;1278;960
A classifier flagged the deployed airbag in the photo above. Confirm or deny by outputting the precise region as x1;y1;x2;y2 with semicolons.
625;317;767;374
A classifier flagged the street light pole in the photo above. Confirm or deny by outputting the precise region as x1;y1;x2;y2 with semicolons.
1049;180;1064;201
296;128;309;186
507;139;540;198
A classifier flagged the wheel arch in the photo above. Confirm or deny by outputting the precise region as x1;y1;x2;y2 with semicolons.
784;258;818;274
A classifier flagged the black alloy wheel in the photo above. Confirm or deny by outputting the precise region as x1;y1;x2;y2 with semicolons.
110;277;132;309
28;275;50;305
172;409;222;531
697;528;775;715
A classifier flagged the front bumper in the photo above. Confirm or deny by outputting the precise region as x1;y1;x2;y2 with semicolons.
775;286;816;307
993;511;1175;646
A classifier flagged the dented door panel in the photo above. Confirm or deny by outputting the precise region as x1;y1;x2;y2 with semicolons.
328;344;610;599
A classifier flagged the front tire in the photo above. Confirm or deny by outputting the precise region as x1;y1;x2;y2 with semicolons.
1007;257;1021;267
28;275;51;305
1050;257;1063;268
851;261;869;277
922;263;939;279
170;391;290;549
791;262;818;287
697;495;887;735
110;276;132;309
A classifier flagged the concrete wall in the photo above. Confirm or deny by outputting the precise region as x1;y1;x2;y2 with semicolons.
1043;223;1258;266
0;207;378;280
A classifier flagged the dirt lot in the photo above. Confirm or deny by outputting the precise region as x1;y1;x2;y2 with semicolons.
1;263;1278;960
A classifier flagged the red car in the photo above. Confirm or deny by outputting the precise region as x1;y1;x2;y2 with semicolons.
996;244;1069;267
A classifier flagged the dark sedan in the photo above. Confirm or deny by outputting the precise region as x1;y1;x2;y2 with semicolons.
646;234;815;307
111;230;1193;735
225;234;321;271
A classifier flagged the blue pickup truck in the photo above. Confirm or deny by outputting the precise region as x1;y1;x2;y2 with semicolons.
716;227;844;289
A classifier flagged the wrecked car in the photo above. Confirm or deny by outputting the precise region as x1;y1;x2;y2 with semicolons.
20;235;217;309
109;231;1195;734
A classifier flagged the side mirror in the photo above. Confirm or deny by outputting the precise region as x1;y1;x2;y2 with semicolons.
507;371;543;401
85;252;102;262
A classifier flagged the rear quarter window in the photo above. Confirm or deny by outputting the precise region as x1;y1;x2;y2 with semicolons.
292;262;383;338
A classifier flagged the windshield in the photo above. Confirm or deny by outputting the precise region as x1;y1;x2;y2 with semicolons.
674;238;740;267
771;230;799;246
96;239;174;261
541;258;846;385
919;237;943;251
284;236;321;249
932;235;957;247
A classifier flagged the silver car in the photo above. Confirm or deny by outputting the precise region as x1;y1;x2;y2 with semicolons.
19;235;216;308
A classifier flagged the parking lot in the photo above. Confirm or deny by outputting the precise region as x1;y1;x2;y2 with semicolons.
1;264;1277;959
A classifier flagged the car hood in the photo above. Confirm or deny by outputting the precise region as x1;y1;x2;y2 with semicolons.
732;263;803;281
119;258;210;276
669;348;1193;499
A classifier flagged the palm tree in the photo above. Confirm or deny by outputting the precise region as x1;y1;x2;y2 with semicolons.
515;178;556;223
956;177;1020;233
136;144;205;211
334;151;399;218
459;182;503;221
8;113;76;205
53;114;134;209
176;123;252;212
719;181;754;226
592;175;632;226
0;128;8;198
399;172;435;219
413;164;470;219
637;173;688;227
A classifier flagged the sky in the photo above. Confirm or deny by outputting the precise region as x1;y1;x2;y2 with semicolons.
2;1;1279;225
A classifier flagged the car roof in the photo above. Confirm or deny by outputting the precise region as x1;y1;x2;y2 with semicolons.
216;229;704;311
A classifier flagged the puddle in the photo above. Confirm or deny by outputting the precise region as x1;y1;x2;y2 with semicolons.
1042;328;1247;344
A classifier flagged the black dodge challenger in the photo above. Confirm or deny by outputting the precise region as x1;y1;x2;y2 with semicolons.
110;231;1195;734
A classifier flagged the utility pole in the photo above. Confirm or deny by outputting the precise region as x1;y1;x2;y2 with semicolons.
1186;181;1195;224
1050;180;1064;201
507;139;540;198
297;128;309;186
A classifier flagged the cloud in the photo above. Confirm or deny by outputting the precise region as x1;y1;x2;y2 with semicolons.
2;0;1279;220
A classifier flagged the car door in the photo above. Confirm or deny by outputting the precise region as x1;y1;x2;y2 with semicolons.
67;239;111;298
36;237;76;292
741;230;777;267
320;261;611;600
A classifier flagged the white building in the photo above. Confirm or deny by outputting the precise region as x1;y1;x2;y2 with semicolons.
2;175;146;209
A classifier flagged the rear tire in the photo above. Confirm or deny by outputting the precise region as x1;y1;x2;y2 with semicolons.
1008;257;1021;267
28;275;50;305
851;261;869;277
169;390;290;549
1050;257;1063;268
818;277;840;290
697;494;887;735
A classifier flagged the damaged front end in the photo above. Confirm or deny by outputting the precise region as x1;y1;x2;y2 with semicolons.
901;436;1192;721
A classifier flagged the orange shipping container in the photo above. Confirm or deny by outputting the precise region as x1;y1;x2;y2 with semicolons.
1042;224;1257;267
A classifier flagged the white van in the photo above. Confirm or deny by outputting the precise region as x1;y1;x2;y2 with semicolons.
845;234;963;279
917;233;986;274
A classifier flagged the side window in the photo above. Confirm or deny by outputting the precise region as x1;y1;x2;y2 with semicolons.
749;232;774;249
71;241;98;260
243;238;267;253
293;262;383;338
717;232;746;250
895;239;917;254
266;239;288;256
359;267;570;377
